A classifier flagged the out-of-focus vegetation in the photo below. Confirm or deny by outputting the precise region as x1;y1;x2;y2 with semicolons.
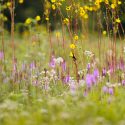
1;0;125;125
1;0;125;32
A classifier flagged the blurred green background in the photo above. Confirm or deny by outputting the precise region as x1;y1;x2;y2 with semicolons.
1;0;125;33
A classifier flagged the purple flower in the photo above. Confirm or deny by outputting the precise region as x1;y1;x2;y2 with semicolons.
93;68;99;78
30;61;35;70
118;58;124;70
83;89;88;97
109;65;113;74
102;68;107;77
91;74;96;84
62;60;66;72
108;88;114;95
0;51;4;60
70;82;76;95
120;63;124;70
44;83;49;90
49;56;56;68
86;74;92;88
122;80;125;86
102;86;108;93
87;63;91;70
64;75;70;83
13;63;17;72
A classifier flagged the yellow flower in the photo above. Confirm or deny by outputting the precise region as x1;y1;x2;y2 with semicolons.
0;14;8;21
7;2;11;7
103;31;107;35
116;18;121;23
69;51;73;57
70;44;76;49
118;1;122;5
25;18;32;25
84;6;89;10
19;0;24;4
84;14;88;19
35;15;41;21
66;6;71;11
88;7;93;11
79;9;85;17
74;35;79;41
111;4;116;9
105;0;109;4
56;32;60;37
46;17;49;21
57;2;62;6
51;0;56;3
63;18;69;24
52;4;56;10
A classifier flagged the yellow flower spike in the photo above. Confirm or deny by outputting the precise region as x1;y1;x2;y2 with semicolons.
25;18;32;25
118;1;122;5
19;0;24;4
69;51;73;57
103;31;107;35
70;44;76;49
35;15;41;21
74;35;79;41
116;18;121;23
111;4;116;9
52;4;56;10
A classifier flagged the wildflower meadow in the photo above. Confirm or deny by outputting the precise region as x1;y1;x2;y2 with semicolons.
0;0;125;125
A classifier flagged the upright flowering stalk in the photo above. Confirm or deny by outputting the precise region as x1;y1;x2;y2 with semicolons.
61;60;66;72
64;75;70;83
93;68;99;82
30;61;36;70
102;86;114;95
87;63;91;72
122;80;125;86
108;88;114;95
22;63;26;71
70;81;76;95
86;74;92;88
0;51;4;61
13;63;17;72
102;68;107;77
119;58;124;70
93;68;99;77
102;86;108;93
49;56;56;68
10;0;15;65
